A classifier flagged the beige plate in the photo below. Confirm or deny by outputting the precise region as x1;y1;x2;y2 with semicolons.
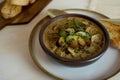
29;9;120;80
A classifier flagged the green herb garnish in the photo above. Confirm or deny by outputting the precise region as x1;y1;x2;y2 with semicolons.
74;49;79;53
76;33;91;39
74;18;85;27
65;21;74;28
58;29;68;38
75;27;86;32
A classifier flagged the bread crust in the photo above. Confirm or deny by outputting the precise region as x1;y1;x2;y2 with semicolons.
1;0;22;19
99;20;120;49
1;0;36;19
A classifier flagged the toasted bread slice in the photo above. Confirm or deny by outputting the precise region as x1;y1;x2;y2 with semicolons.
99;20;120;49
1;0;22;19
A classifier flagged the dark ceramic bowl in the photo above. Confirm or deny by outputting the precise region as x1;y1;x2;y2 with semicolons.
39;14;109;67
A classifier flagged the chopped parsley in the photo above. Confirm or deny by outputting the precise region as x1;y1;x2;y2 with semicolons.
58;29;68;38
74;49;79;53
76;33;91;39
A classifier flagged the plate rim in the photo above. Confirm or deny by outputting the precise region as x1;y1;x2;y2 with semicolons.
29;9;120;80
29;19;61;80
64;8;109;19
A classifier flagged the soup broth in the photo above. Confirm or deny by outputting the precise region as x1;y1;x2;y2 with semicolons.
43;17;105;60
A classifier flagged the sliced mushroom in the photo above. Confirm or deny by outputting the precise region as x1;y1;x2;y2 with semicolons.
66;35;79;48
78;36;86;46
58;37;66;46
76;31;91;39
67;47;78;56
91;34;102;45
86;27;98;35
68;47;75;55
85;45;96;53
76;31;87;36
67;47;82;58
65;28;75;35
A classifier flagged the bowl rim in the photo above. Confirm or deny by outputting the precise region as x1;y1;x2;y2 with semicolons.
39;14;110;62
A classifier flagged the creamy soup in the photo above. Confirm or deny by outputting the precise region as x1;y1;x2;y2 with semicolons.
43;17;105;60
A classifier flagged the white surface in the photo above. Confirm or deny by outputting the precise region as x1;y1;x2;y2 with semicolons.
30;9;120;80
0;0;120;80
89;0;120;18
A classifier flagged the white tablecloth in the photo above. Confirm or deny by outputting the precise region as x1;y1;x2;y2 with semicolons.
0;0;120;80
